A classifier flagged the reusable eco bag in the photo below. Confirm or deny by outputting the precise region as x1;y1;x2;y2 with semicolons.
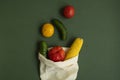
38;47;79;80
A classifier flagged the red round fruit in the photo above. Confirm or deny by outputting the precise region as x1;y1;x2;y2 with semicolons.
63;5;75;18
48;46;65;62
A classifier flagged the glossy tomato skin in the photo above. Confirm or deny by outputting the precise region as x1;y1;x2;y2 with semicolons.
63;5;75;18
48;46;65;62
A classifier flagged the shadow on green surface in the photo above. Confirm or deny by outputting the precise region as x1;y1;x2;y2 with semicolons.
35;41;40;79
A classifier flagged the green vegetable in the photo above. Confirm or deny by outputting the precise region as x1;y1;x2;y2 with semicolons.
39;41;48;57
51;19;67;40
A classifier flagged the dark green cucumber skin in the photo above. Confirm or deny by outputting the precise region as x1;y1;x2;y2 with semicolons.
39;41;48;57
52;19;67;40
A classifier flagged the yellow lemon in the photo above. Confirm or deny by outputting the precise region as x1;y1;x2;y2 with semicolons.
42;23;54;37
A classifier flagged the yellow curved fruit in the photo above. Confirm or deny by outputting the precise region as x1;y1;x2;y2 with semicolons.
42;23;54;37
65;38;84;60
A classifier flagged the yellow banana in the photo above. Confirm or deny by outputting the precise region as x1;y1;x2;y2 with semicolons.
65;37;84;60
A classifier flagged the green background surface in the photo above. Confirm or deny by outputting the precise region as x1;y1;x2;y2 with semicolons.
0;0;120;80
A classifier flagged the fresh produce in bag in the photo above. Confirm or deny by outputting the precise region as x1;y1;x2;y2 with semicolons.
38;38;83;80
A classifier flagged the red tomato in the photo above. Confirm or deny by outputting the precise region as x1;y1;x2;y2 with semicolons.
48;46;65;62
63;5;75;18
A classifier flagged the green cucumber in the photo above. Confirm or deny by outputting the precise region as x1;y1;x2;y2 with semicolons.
52;19;67;40
39;41;48;57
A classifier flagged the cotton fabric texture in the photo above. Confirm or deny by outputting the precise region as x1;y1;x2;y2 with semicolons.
38;47;79;80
